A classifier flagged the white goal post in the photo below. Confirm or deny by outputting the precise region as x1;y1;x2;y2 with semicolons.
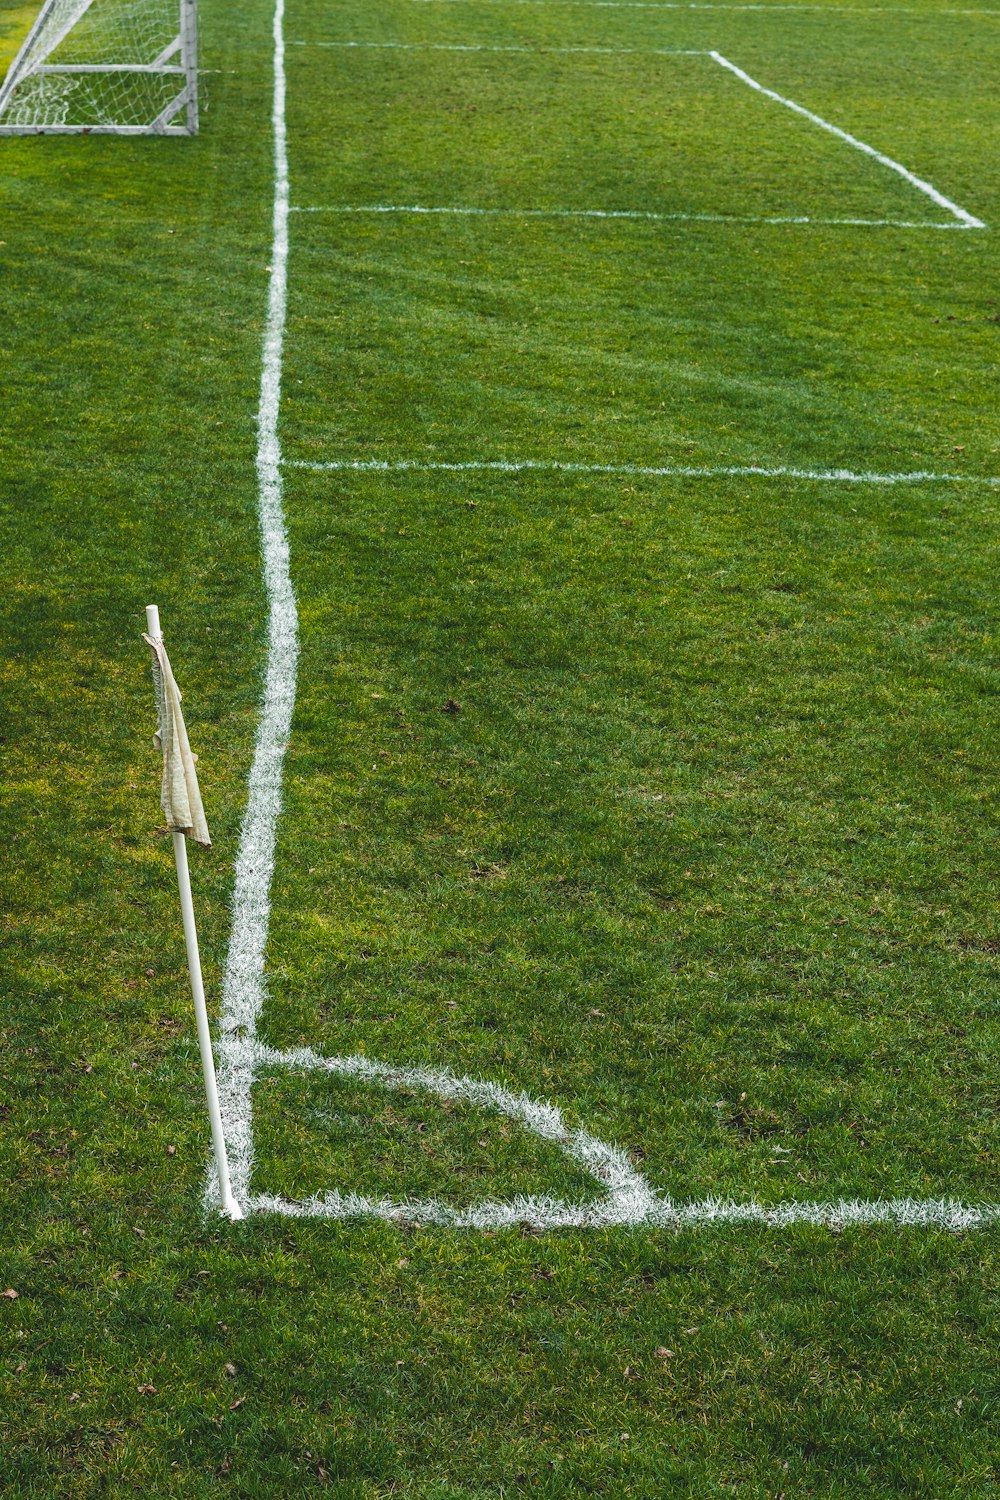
0;0;198;135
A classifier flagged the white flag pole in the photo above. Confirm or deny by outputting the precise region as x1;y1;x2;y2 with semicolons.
145;604;244;1221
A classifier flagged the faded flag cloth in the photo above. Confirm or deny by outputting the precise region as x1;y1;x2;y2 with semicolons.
143;633;211;846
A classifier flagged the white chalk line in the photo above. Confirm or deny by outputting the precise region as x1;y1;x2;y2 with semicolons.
250;1043;662;1227
292;203;976;231
209;0;299;1213
249;1190;1000;1232
207;0;996;1231
710;52;985;228
292;39;706;52
240;1045;999;1232
290;42;986;231
287;458;1000;487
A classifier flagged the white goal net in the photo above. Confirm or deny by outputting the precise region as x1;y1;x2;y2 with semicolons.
0;0;198;134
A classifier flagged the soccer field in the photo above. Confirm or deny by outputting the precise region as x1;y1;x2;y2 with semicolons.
2;0;1000;1491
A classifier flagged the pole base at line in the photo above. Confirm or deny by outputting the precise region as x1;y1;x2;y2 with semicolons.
222;1198;245;1221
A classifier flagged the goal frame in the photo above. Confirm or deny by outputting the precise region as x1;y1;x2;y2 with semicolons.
0;0;198;135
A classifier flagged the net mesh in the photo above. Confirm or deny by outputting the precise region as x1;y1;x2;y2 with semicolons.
0;0;194;131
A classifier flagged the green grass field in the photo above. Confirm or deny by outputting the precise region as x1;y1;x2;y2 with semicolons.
2;0;1000;1492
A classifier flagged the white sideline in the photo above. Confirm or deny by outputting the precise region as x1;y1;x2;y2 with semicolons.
709;52;985;229
211;0;997;1230
210;0;299;1211
292;203;977;231
288;458;1000;487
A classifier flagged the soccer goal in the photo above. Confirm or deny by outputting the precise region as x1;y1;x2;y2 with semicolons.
0;0;198;135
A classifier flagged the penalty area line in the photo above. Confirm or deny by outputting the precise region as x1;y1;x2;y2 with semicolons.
291;39;707;52
287;459;1000;488
291;204;980;231
710;51;985;229
288;43;985;230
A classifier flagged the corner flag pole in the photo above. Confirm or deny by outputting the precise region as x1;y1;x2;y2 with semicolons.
144;604;244;1221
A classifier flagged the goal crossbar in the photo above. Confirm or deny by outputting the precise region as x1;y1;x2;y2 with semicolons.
0;0;198;135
